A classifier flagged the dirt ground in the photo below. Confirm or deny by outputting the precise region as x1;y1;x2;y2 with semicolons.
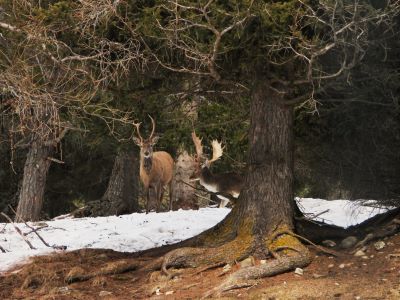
1;233;400;300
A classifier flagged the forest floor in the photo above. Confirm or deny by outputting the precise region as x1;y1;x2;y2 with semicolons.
1;232;400;299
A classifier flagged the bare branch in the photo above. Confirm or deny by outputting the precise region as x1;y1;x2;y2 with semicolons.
0;212;36;250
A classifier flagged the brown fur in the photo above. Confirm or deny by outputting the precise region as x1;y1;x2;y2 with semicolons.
139;150;174;213
133;116;175;213
140;151;173;188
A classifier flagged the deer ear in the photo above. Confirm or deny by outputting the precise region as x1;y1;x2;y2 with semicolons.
133;137;142;146
151;136;160;145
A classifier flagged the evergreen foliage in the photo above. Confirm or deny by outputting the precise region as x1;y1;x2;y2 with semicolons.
0;0;399;217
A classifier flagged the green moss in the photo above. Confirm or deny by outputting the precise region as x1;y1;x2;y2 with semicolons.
267;224;306;255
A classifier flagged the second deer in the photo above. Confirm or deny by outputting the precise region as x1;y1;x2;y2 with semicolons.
190;131;243;207
133;116;174;213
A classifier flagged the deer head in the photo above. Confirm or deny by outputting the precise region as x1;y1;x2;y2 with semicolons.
133;115;160;173
190;131;223;181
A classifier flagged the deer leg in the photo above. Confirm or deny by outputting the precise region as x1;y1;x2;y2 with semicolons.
168;182;173;211
156;184;162;213
218;196;230;208
145;187;150;214
159;185;165;212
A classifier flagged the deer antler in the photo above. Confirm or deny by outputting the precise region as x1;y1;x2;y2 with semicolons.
133;121;143;143
148;115;156;140
208;140;224;164
191;131;203;161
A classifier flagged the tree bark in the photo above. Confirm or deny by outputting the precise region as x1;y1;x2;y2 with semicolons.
75;149;140;217
103;149;140;215
171;149;198;210
15;141;53;222
240;78;295;237
157;78;315;295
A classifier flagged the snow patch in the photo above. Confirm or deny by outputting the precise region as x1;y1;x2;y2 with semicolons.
0;198;393;273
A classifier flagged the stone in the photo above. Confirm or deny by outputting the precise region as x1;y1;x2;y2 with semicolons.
99;291;112;297
260;260;267;265
340;236;358;249
294;268;303;275
322;240;337;247
165;291;174;295
338;264;345;269
239;256;255;268
354;250;366;257
374;241;386;251
221;264;232;274
328;264;334;268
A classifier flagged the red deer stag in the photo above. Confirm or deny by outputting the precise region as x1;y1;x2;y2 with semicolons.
133;116;174;213
190;131;243;208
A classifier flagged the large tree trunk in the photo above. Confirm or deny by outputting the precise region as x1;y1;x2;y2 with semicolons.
171;149;198;210
239;78;295;236
160;79;311;290
15;141;53;222
75;149;140;217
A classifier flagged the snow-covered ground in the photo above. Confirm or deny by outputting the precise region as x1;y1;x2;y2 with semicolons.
0;198;392;273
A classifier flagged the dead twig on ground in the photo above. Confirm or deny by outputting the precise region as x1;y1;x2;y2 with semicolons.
9;206;67;251
0;244;7;253
0;222;7;233
23;225;48;236
0;212;36;250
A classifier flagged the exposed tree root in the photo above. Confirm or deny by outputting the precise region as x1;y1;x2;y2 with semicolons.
161;219;255;277
205;251;311;298
65;260;139;284
203;226;313;298
162;248;208;278
276;229;340;257
153;222;314;298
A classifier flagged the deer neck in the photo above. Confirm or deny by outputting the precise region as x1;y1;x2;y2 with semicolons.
199;166;216;186
141;156;153;174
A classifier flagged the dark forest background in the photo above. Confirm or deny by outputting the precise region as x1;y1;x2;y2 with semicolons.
0;0;399;219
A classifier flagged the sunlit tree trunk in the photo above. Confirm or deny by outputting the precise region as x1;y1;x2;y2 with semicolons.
171;149;197;210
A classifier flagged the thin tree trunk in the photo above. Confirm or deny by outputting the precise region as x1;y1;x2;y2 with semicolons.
15;141;53;222
171;149;197;210
103;149;139;214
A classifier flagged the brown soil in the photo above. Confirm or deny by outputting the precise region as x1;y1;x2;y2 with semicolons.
1;234;400;300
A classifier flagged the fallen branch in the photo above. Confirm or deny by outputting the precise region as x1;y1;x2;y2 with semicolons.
179;180;237;202
23;225;48;236
47;157;65;164
9;206;67;251
0;244;7;253
309;209;329;220
0;222;7;233
0;212;36;250
24;222;67;251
